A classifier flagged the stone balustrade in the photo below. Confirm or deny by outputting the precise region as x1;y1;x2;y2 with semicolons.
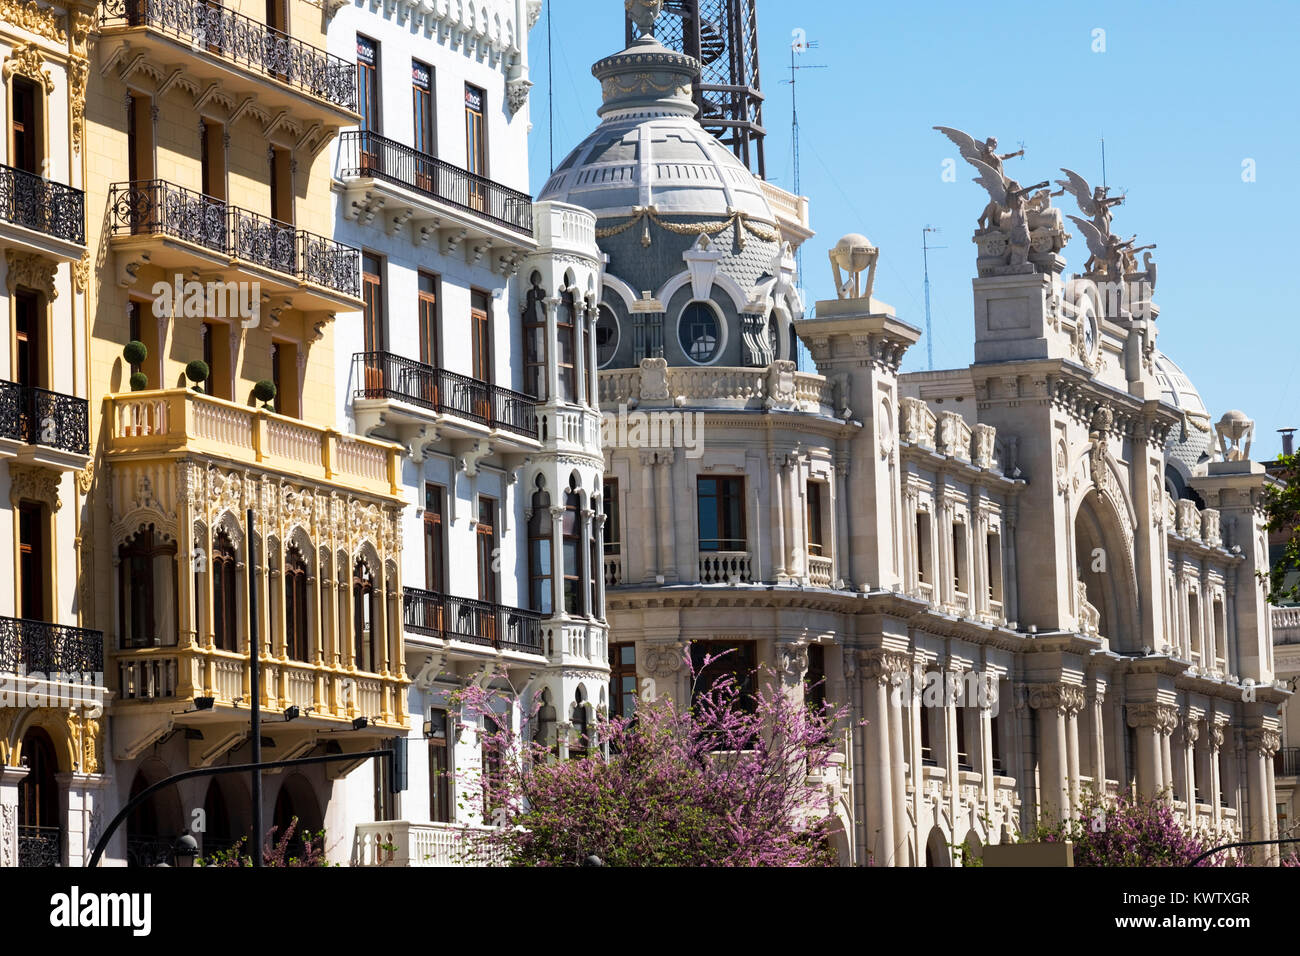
899;396;1001;471
598;362;837;417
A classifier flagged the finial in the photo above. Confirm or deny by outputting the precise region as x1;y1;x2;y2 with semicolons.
626;0;664;35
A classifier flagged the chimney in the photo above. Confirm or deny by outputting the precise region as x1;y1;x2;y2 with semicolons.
1281;428;1296;457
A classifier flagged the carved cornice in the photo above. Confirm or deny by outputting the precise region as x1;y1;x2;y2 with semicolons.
0;0;67;44
9;463;62;512
3;41;53;92
5;249;57;299
858;648;911;685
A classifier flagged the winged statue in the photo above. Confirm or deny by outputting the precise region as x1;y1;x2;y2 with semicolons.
1055;168;1124;236
934;126;1025;180
970;160;1047;267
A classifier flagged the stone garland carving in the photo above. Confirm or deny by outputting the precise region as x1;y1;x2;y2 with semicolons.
2;42;54;92
0;0;66;43
0;804;13;868
69;55;87;154
5;249;58;300
10;464;62;512
595;206;780;247
641;642;686;680
72;253;89;295
777;642;808;684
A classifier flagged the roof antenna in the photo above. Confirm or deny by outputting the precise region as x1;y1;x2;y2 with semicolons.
922;226;946;371
1101;135;1107;190
782;32;826;315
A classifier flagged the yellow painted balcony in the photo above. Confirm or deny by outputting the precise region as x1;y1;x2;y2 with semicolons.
97;0;360;131
105;388;400;498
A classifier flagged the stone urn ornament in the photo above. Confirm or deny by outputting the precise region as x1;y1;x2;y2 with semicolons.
627;0;664;35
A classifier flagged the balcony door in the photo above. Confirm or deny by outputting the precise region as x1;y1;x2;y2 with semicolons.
412;60;435;190
464;84;486;211
357;36;381;171
17;728;60;866
361;254;385;393
418;271;439;404
10;77;42;175
476;496;498;643
470;289;491;419
14;289;44;389
18;501;48;622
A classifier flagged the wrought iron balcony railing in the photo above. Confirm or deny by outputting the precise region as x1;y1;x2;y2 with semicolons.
18;826;61;867
0;380;90;456
0;163;84;245
1277;747;1300;778
403;587;544;655
100;0;357;112
0;615;104;674
353;352;539;439
338;130;533;236
108;180;361;298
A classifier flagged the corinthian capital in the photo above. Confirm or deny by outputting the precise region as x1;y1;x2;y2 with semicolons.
1127;702;1180;734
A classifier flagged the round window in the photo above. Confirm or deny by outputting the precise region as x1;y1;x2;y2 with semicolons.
678;302;720;364
595;304;619;367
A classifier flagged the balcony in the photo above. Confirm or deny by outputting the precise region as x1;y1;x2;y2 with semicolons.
699;551;754;585
107;388;398;496
108;180;363;312
98;0;358;129
354;821;503;866
0;616;104;675
18;826;61;867
0;163;84;260
352;352;540;450
807;555;833;588
0;380;91;469
1277;747;1300;778
403;587;544;657
338;131;535;271
604;553;623;588
599;362;838;417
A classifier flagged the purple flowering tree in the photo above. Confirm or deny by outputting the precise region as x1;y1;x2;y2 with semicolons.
449;650;847;867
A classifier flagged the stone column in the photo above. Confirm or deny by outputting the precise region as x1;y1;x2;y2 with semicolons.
549;505;566;615
593;511;608;618
784;454;802;581
888;665;909;863
1064;686;1084;812
1209;719;1226;826
1246;728;1280;864
655;452;677;583
1088;681;1106;788
834;454;852;588
57;771;110;867
544;296;561;401
1030;683;1072;821
769;451;786;582
639;451;657;583
860;650;900;865
0;766;28;868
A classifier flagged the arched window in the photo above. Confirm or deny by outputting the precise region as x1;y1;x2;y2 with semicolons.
571;686;590;758
285;546;310;662
557;289;578;401
522;273;547;400
562;477;584;616
17;728;59;866
528;479;553;615
679;302;720;364
595;304;619;368
119;526;178;648
212;531;239;652
353;559;380;672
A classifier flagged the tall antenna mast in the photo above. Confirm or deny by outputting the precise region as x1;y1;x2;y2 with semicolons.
783;35;825;311
547;0;554;173
1100;136;1106;190
922;226;946;371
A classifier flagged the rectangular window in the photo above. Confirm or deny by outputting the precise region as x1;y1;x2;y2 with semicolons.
956;708;972;771
523;287;546;400
14;289;42;389
916;511;932;588
128;299;160;389
805;643;826;714
273;340;299;417
470;289;491;384
269;146;293;224
690;641;756;716
200;121;225;200
357;36;380;133
990;710;1004;775
952;521;968;595
11;77;41;175
610;643;637;719
202;321;232;400
464;83;486;210
921;709;936;766
418;272;439;368
806;482;825;556
476;496;498;605
127;93;154;185
602;479;620;556
696;476;746;552
427;709;452;823
556;294;577;403
362;253;385;354
528;496;552;615
987;532;1003;607
18;502;47;621
412;59;435;160
424;484;446;593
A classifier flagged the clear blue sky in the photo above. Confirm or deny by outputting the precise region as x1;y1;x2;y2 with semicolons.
528;0;1300;458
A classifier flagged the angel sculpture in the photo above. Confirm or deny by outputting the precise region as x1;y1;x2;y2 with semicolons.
934;127;1026;230
1056;168;1124;237
1068;216;1123;276
970;160;1048;268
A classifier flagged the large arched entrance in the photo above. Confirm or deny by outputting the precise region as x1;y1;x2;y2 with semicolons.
126;761;185;867
17;728;61;867
271;773;324;860
1074;491;1140;652
924;826;951;867
201;777;252;857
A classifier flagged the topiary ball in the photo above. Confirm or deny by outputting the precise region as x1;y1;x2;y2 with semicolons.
123;340;147;367
186;360;211;386
129;371;149;391
253;379;277;404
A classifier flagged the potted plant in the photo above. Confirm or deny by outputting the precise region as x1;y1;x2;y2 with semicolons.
253;379;277;410
124;340;148;391
185;360;210;392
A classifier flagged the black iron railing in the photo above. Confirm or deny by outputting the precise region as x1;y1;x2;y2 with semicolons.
338;130;533;235
108;180;361;298
100;0;357;112
1277;747;1300;778
0;163;84;244
0;380;90;455
403;587;544;655
0;616;104;674
18;826;62;867
126;834;176;868
353;352;539;439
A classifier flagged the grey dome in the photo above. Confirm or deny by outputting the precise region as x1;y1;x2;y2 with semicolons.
1154;351;1213;476
537;35;774;224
